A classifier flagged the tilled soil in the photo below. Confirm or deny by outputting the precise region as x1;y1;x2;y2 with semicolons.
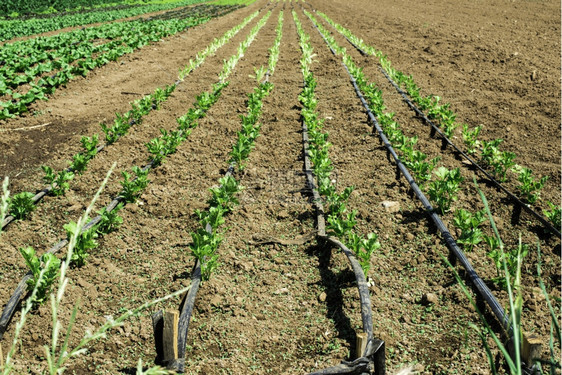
0;0;559;374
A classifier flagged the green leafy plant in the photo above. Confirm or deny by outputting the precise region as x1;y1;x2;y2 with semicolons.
119;166;149;203
63;220;98;267
250;65;267;82
347;232;380;275
189;227;222;281
543;201;561;231
96;203;124;234
9;191;35;219
481;139;516;182
80;134;98;158
427;167;463;214
19;246;61;307
70;152;89;174
327;211;357;238
515;167;548;204
208;176;242;212
403;151;440;185
461;124;482;155
146;137;167;166
452;208;486;251
42;165;74;196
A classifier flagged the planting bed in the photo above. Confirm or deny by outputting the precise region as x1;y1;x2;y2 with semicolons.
0;0;559;374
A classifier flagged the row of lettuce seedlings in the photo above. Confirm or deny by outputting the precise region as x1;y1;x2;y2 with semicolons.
1;9;261;232
293;10;380;276
153;10;282;372
305;9;551;291
189;10;282;281
314;10;560;232
293;10;384;374
0;8;269;333
0;7;221;120
303;8;553;373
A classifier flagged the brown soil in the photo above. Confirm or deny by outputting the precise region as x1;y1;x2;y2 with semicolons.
0;1;559;374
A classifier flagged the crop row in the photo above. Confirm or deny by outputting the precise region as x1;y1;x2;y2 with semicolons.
0;0;164;18
153;10;280;372
305;9;557;292
0;6;271;351
315;11;560;233
302;6;558;373
1;9;260;233
293;10;385;374
188;11;280;282
0;4;242;120
0;0;215;42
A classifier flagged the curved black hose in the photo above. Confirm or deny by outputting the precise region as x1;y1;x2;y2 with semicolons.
300;90;384;374
324;19;560;238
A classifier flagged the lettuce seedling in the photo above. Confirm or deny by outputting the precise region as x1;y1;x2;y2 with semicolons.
42;166;74;196
427;167;463;214
453;208;487;252
120;166;149;203
64;220;98;267
20;246;60;307
97;203;124;234
516;167;548;204
544;202;561;230
9;191;35;219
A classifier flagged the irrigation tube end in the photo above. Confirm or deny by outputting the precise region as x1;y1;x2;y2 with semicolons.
366;338;385;375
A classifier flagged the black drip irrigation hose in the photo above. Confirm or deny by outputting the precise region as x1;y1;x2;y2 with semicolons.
0;0;271;347
320;16;560;238
304;12;539;373
300;89;385;374
0;159;153;340
151;50;275;370
0;1;257;232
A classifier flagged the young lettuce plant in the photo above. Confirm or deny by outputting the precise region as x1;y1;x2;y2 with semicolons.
347;232;381;275
452;208;486;252
481;139;516;182
19;246;61;308
9;191;35;219
63;220;98;267
543;202;561;231
96;203;124;234
208;176;242;212
80;134;99;159
119;166;149;203
427;167;463;214
42;165;74;196
461;124;482;155
515;167;548;205
189;227;222;281
70;152;89;174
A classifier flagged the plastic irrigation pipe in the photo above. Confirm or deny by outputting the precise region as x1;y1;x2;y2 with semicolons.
0;5;269;341
161;71;273;372
304;12;513;337
300;91;385;375
318;15;561;238
0;161;149;341
164;161;234;372
0;2;262;232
